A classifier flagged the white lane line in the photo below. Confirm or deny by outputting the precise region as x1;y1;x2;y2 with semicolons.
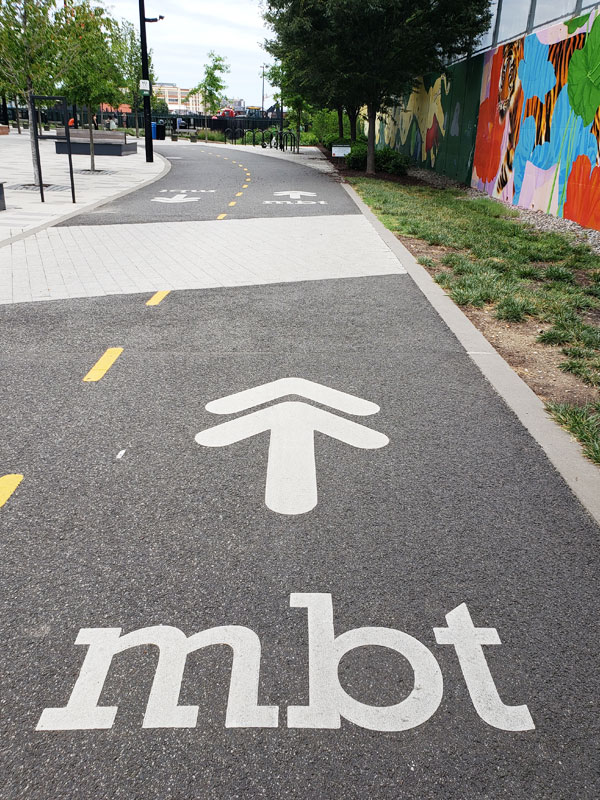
116;449;126;459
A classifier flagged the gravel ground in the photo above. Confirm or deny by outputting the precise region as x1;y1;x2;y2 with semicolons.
406;166;600;254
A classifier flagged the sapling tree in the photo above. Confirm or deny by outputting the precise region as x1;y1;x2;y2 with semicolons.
116;20;156;138
186;51;229;141
0;0;61;182
60;0;123;171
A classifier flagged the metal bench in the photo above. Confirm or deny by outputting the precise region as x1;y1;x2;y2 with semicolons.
54;128;137;156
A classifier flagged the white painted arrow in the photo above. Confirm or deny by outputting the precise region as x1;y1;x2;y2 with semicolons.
151;193;200;204
273;191;317;200
196;380;388;515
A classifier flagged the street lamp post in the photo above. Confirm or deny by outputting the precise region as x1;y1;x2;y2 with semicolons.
138;1;164;163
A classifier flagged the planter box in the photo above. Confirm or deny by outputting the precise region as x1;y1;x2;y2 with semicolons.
0;125;9;135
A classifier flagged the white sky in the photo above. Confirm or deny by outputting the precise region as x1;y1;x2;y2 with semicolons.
108;0;276;106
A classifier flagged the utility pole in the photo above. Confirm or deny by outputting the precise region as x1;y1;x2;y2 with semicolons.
138;0;153;162
138;4;164;162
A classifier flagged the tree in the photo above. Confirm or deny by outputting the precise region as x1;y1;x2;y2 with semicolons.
267;62;308;153
0;0;62;183
60;0;123;171
186;51;229;141
150;95;168;116
264;0;491;173
116;20;156;137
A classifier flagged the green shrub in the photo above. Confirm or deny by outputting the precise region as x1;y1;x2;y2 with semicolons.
345;142;368;169
312;109;350;143
345;144;409;175
299;131;319;145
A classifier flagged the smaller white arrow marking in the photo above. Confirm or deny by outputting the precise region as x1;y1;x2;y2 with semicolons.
196;401;388;515
151;193;201;204
273;191;317;200
196;379;388;515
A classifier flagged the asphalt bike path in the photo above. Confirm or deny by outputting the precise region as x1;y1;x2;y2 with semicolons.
2;146;599;799
59;145;359;225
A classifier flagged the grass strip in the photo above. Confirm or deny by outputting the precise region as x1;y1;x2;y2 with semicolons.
546;402;600;465
349;176;600;463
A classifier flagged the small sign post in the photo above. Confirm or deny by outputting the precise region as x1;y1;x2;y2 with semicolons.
139;79;150;97
332;144;351;158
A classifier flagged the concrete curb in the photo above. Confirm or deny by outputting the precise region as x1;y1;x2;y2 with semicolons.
342;180;600;528
0;152;171;249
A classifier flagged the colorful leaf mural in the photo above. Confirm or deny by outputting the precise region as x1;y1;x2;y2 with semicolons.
568;15;600;125
472;10;600;228
374;57;484;185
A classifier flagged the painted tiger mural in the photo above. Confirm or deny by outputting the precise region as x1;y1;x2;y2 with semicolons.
495;39;524;195
524;35;586;144
494;31;600;196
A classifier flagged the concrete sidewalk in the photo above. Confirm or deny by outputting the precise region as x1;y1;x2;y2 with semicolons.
0;131;167;245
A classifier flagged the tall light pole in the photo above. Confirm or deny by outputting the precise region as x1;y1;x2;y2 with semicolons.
261;64;266;116
138;1;164;163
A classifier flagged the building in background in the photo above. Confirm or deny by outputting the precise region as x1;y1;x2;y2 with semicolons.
374;1;600;230
153;83;204;114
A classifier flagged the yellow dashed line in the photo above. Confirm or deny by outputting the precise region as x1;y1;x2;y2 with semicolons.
146;290;170;306
0;474;23;508
236;192;243;197
243;184;248;188
83;348;123;382
228;201;237;207
232;160;237;163
217;213;227;219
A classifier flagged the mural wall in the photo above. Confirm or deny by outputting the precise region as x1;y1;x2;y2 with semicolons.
376;57;484;185
376;7;600;230
472;9;600;228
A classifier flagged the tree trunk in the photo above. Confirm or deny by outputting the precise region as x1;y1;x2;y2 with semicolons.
88;109;95;172
366;103;377;175
1;93;8;125
296;107;301;154
347;107;359;143
135;107;139;138
14;98;21;134
337;105;344;138
26;88;41;186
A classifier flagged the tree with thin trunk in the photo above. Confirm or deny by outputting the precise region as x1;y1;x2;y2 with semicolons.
60;0;123;172
0;0;62;183
267;62;308;153
116;19;155;139
186;51;229;142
